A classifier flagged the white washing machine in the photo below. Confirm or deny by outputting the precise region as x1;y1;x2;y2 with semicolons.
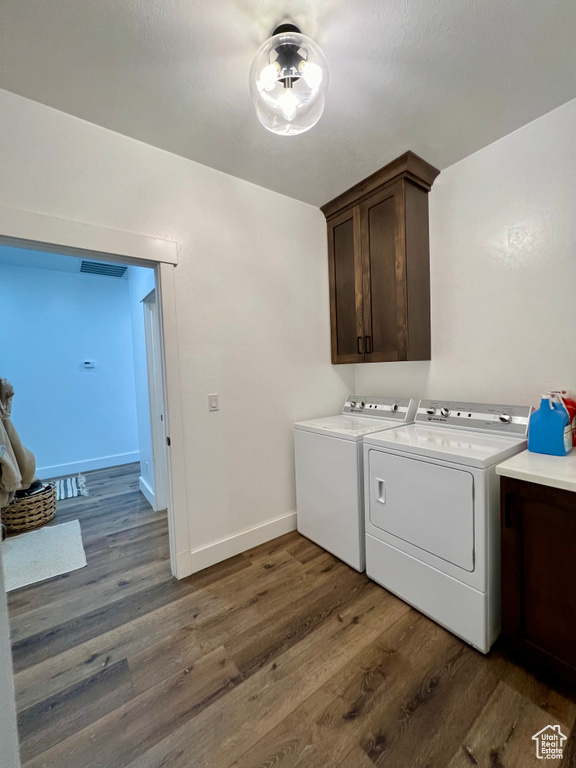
294;396;417;571
364;400;531;652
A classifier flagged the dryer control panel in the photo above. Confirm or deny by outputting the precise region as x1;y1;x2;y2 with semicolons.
416;400;531;436
343;396;417;422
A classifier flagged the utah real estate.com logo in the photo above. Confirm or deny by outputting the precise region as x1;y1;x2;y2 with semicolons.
532;725;567;760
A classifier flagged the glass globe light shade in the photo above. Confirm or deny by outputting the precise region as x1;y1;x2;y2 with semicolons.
249;27;328;136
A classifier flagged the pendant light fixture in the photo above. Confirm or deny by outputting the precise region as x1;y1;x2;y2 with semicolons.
249;23;328;136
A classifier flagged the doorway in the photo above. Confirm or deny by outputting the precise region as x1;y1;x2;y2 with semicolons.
0;209;189;768
0;207;190;578
0;248;172;608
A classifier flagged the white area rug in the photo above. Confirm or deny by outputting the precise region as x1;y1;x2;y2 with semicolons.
2;520;87;591
56;474;88;501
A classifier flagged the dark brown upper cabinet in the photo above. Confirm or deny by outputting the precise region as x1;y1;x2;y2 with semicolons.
322;152;440;364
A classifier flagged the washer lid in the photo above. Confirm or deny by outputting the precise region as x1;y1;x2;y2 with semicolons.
364;424;527;468
294;414;402;441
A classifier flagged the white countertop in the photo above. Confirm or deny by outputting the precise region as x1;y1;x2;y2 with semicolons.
496;449;576;493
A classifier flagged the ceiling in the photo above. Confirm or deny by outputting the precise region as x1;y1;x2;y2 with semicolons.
2;0;575;206
0;246;133;277
0;247;85;274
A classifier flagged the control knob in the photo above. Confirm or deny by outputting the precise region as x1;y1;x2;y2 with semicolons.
426;407;436;416
392;403;399;412
440;408;451;417
349;400;357;408
498;414;512;423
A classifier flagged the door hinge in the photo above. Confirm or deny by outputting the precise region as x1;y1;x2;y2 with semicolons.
166;436;171;446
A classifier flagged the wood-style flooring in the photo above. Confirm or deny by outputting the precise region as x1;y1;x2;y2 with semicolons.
7;463;576;767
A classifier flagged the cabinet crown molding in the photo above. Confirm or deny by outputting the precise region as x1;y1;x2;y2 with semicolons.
321;151;440;220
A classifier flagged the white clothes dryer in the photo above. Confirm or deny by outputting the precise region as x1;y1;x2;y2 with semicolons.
364;400;531;652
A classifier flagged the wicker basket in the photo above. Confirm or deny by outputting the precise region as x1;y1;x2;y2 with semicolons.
1;483;57;534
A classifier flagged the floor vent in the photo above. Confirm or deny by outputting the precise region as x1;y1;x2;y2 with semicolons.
80;260;127;277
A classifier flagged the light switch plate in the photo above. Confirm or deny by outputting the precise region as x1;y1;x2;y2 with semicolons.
208;393;219;412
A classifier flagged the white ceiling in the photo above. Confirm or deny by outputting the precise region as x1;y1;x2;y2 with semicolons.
0;246;132;277
0;247;84;274
2;0;575;206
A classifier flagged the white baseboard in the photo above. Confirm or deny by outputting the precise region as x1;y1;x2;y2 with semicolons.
188;511;297;575
174;549;193;579
138;476;156;509
36;452;140;480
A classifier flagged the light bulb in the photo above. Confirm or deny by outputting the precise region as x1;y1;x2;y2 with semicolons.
257;63;279;93
249;26;329;136
278;89;299;120
300;61;323;91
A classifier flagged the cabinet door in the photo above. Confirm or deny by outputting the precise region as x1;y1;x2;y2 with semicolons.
360;182;406;362
327;207;364;364
501;478;576;683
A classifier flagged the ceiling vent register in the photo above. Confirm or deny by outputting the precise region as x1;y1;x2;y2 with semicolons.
80;260;127;278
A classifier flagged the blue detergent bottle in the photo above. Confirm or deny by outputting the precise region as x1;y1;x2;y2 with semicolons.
528;395;572;456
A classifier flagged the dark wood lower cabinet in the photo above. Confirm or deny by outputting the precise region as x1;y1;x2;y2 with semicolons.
500;476;576;686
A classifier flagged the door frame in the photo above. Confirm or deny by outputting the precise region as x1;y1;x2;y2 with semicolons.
142;290;169;512
0;204;192;580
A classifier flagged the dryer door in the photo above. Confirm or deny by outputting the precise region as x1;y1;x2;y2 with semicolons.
368;449;475;571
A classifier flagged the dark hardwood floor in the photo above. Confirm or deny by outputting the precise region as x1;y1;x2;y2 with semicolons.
7;463;576;767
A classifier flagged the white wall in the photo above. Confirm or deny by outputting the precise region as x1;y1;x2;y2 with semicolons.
0;90;353;569
356;98;576;407
128;265;156;504
0;259;140;477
